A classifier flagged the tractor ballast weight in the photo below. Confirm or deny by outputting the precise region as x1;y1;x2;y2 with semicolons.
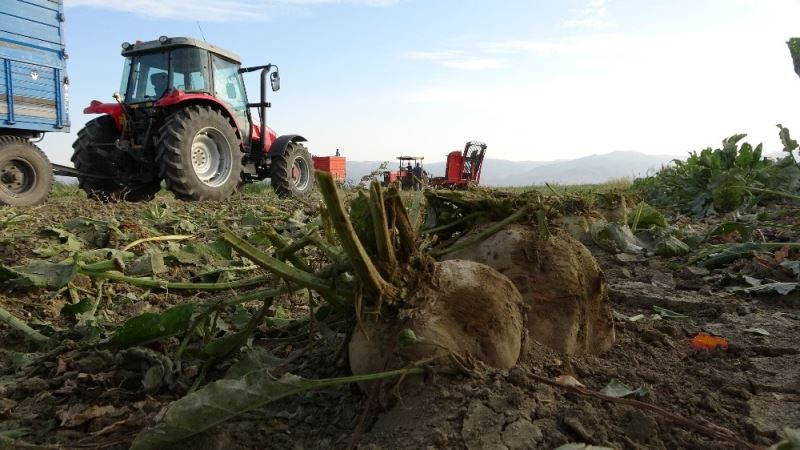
430;141;487;189
72;36;322;201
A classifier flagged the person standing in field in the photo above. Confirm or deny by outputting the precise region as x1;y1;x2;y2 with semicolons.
412;162;424;190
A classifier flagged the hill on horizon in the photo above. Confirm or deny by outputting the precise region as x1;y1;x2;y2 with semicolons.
54;151;681;187
345;151;679;187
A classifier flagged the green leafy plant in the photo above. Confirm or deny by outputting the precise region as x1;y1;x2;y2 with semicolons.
633;131;800;217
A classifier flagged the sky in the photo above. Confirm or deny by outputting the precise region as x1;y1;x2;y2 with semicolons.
38;0;800;164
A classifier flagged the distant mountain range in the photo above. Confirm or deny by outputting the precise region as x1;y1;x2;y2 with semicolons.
54;151;681;187
347;151;680;187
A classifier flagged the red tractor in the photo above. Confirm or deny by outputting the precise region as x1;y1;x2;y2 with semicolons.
429;141;487;189
71;36;318;201
382;156;425;190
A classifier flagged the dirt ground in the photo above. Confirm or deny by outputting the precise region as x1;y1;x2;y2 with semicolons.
1;193;798;449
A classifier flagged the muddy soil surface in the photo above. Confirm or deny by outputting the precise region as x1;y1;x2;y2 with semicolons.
1;194;798;449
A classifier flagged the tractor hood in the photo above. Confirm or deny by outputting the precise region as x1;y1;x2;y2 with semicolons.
121;37;241;64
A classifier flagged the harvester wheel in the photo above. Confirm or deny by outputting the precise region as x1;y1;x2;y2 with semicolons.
157;106;243;201
72;116;162;202
0;136;53;206
270;142;315;198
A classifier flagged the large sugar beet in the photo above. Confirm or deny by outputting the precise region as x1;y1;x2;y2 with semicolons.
349;259;524;375
445;224;615;355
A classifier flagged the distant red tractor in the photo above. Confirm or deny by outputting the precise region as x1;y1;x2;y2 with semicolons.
429;141;487;189
382;156;425;189
70;36;330;201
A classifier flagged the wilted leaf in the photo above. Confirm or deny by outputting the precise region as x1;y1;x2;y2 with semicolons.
781;260;800;280
225;348;284;379
239;211;262;228
130;368;422;449
770;426;800;450
61;298;93;315
128;252;167;277
35;227;82;256
554;374;585;388
57;403;121;427
653;305;688;319
202;331;247;359
599;379;649;398
110;304;194;348
627;202;667;230
744;327;771;336
708;222;753;242
594;223;648;254
700;243;764;268
0;260;77;290
231;305;251;330
554;444;615;450
778;124;799;153
64;217;114;248
740;282;798;296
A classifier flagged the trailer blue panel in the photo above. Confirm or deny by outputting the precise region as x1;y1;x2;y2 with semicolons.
0;0;69;134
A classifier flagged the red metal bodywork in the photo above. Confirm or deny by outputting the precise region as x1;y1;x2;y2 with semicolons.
312;156;346;182
84;101;124;130
430;141;487;189
83;91;282;152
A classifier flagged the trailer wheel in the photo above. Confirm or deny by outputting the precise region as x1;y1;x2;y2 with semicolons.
72;116;162;202
0;136;53;207
157;105;243;201
270;142;315;198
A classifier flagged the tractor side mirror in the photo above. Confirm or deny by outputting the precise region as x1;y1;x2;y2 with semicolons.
270;71;280;92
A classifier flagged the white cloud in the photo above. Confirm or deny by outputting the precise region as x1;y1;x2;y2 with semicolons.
441;58;507;70
563;0;615;30
405;50;506;71
405;50;466;61
402;26;800;161
67;0;398;22
480;40;575;56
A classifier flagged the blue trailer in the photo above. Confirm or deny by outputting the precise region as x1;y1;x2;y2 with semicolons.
0;0;69;206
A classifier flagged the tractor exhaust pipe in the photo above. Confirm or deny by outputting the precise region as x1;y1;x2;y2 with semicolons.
240;64;279;152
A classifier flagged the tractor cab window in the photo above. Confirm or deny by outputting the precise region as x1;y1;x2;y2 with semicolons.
170;47;209;93
125;52;169;103
124;48;210;103
211;55;249;137
211;55;246;111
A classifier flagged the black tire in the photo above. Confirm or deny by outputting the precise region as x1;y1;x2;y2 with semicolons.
157;106;243;201
0;136;53;207
72;116;162;202
270;142;315;198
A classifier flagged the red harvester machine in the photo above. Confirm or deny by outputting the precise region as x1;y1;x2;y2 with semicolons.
429;141;487;189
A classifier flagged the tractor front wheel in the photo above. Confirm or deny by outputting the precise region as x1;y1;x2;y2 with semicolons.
72;116;162;202
157;106;243;201
0;136;53;206
270;142;315;198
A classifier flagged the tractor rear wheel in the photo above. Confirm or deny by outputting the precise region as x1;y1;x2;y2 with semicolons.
157;106;243;201
72;116;162;202
270;142;315;198
0;136;53;206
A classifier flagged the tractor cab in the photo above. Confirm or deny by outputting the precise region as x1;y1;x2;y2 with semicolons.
384;156;424;189
117;37;275;148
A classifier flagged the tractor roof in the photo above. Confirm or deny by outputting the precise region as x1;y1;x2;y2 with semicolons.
396;156;424;160
121;37;242;64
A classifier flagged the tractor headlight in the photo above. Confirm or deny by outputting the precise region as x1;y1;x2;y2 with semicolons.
159;36;169;44
121;42;132;50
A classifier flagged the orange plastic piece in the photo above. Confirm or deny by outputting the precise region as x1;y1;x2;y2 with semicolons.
690;332;729;351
